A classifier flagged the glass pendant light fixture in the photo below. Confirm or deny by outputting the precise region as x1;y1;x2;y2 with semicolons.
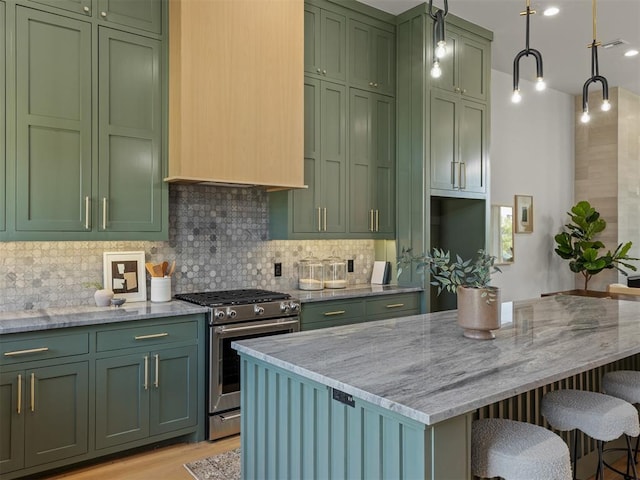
581;0;610;123
428;0;448;79
512;0;545;103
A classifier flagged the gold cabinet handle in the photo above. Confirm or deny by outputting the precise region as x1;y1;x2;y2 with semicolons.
17;374;22;415
323;207;327;231
102;197;107;230
4;347;49;357
144;355;149;390
386;303;405;308
460;162;466;189
100;11;107;17
451;161;457;187
154;354;159;388
369;209;374;232
323;310;346;316
134;332;169;340
30;373;35;412
85;196;90;229
317;207;322;232
375;210;379;232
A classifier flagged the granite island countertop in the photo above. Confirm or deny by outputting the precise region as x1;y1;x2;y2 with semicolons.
234;294;640;426
285;284;423;303
0;301;209;335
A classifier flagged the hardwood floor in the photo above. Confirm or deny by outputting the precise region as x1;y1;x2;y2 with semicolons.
35;434;633;480
42;436;240;480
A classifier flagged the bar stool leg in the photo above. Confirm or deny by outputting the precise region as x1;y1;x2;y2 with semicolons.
572;429;578;480
597;440;604;480
626;435;638;480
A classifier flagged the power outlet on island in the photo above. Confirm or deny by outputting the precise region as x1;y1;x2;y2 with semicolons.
274;262;282;277
347;259;354;273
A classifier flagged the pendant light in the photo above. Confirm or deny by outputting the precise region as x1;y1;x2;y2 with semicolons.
512;0;545;103
580;0;610;123
428;0;448;79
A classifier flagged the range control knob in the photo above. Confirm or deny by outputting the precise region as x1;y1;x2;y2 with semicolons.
280;302;291;313
254;305;265;315
226;308;237;319
289;302;300;313
214;309;226;320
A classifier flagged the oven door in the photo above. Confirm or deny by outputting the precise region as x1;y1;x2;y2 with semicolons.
209;317;299;414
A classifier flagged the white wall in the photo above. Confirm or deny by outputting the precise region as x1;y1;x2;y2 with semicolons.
489;70;576;301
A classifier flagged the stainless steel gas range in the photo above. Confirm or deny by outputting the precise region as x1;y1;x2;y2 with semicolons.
175;289;300;440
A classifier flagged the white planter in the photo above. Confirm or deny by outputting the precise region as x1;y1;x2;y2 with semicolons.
94;289;114;307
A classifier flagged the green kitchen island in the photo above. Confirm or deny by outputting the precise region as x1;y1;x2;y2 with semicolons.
233;294;640;479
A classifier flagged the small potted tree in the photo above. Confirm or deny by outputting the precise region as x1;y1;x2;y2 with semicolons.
398;248;501;339
554;201;638;291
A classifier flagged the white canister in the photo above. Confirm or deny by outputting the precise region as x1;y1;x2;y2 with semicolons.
151;277;172;302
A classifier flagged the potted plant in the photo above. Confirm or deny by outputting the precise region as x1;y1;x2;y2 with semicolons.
83;281;114;307
554;201;638;291
398;248;502;340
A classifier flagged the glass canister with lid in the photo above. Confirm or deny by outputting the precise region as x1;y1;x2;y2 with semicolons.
298;256;324;290
323;256;347;289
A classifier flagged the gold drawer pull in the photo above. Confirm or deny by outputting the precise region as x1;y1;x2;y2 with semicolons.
134;333;169;340
144;355;149;390
386;303;405;308
4;347;49;357
323;310;346;316
17;374;22;415
154;354;159;388
30;373;35;412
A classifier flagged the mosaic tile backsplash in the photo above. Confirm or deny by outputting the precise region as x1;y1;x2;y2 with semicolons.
0;185;377;312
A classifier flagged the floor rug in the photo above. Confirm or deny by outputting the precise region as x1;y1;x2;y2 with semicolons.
184;448;241;480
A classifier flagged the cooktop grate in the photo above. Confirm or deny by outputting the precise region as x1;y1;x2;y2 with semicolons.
174;289;291;307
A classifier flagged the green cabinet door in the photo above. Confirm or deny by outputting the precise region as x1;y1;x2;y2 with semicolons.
373;93;395;235
0;1;5;233
98;28;163;233
95;353;150;449
430;91;458;191
349;20;395;96
97;0;162;34
459;99;486;193
24;362;89;468
15;7;92;233
27;0;92;16
304;5;346;83
149;345;198;436
0;371;24;475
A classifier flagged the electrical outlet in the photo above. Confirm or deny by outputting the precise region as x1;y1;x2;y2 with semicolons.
347;259;354;272
274;262;282;277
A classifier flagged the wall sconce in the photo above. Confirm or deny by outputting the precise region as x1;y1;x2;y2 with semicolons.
581;0;610;123
428;0;448;79
512;0;545;103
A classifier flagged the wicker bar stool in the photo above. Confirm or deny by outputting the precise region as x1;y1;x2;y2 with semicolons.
472;418;572;480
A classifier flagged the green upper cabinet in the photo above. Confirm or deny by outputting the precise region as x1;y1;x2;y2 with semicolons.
98;28;162;233
97;0;162;34
430;24;490;103
349;88;395;237
348;19;395;96
6;1;166;241
304;5;346;83
15;7;92;233
0;1;5;233
27;0;92;16
430;90;486;194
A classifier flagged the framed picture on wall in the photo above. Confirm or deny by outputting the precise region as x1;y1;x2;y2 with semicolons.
514;195;534;234
103;251;147;302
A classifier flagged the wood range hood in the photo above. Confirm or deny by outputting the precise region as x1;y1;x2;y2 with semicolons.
167;0;305;192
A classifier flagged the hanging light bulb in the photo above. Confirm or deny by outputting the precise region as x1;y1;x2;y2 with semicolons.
512;0;545;103
581;0;610;121
428;0;448;76
431;60;442;78
512;90;522;103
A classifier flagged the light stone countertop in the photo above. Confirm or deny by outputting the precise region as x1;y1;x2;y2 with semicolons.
286;284;423;303
234;294;640;426
0;301;209;335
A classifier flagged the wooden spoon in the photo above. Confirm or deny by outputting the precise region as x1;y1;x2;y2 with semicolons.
167;260;176;277
162;261;169;276
145;262;156;277
153;263;164;277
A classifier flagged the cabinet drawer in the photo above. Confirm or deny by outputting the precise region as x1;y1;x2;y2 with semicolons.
97;320;198;352
301;299;365;326
1;332;89;366
365;293;420;317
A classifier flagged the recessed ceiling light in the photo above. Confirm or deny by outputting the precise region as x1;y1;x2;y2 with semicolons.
543;6;559;16
624;49;639;57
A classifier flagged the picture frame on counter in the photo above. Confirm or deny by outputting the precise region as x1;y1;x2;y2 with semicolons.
103;251;147;302
514;195;534;234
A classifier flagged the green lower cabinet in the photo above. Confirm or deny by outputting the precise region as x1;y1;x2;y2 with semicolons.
300;292;421;331
96;345;197;450
0;363;89;475
0;1;5;233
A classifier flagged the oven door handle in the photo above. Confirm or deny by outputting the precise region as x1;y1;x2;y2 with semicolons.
214;319;299;336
